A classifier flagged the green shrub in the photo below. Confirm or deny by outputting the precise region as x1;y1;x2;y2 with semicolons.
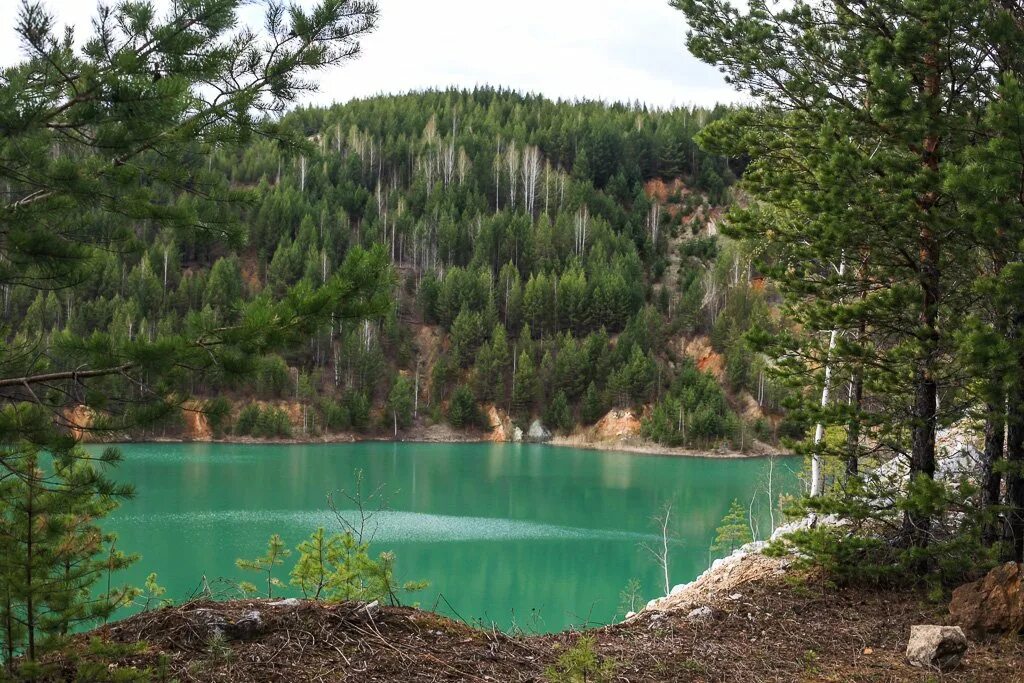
289;527;427;605
545;635;615;683
766;476;1000;589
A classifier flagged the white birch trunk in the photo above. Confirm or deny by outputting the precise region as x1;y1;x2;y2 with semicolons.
810;255;847;497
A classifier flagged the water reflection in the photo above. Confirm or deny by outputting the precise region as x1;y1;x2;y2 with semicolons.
102;442;799;632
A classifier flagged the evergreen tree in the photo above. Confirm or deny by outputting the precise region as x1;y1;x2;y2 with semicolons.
448;385;483;429
675;0;994;557
512;350;539;417
0;447;136;662
387;375;415;433
236;534;292;598
711;500;752;554
581;381;606;425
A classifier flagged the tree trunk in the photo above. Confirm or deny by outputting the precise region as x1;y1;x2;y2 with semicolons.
811;256;846;496
845;366;863;477
982;397;1005;546
902;226;940;548
1008;311;1024;561
902;54;942;550
25;470;35;661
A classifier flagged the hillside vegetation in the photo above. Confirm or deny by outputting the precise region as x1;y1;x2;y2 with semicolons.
8;88;787;448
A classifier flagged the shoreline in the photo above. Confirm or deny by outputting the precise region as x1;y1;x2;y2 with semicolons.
122;431;787;460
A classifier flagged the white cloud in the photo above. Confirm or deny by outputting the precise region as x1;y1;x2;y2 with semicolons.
1;0;743;108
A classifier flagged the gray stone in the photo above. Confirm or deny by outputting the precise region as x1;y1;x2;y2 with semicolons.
687;606;713;621
906;625;968;672
525;419;552;442
270;598;300;607
223;610;263;640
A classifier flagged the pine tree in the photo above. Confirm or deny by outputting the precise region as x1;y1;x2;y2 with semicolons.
447;385;483;429
711;500;752;554
0;447;136;662
581;382;605;425
0;0;386;461
237;534;292;598
675;0;995;558
512;350;539;417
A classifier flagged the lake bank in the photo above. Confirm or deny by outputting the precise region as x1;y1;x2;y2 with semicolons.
136;425;785;460
42;562;1021;682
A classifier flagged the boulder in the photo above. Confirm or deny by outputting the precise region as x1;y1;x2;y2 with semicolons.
269;598;300;607
686;606;713;621
511;426;523;442
525;419;551;443
950;561;1024;637
223;610;264;640
905;625;968;672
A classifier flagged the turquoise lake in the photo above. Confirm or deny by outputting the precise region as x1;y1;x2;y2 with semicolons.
102;442;800;632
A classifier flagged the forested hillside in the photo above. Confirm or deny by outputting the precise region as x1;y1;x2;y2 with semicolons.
5;88;787;448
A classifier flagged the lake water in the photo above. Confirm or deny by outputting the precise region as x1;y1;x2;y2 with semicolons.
102;442;800;632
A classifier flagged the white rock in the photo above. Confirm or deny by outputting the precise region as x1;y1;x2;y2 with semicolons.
526;419;552;442
906;625;968;672
687;606;713;621
269;598;300;607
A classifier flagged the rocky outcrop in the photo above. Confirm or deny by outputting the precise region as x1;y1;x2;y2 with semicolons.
683;336;724;381
63;404;96;441
525;420;551;443
873;423;984;487
638;517;835;618
593;409;641;440
950;562;1024;637
486;405;512;442
183;400;213;440
642;541;785;614
905;625;968;671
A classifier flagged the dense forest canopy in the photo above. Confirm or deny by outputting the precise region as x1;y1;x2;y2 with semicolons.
3;84;777;448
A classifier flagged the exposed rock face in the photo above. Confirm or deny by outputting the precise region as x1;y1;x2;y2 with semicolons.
872;422;983;488
183;399;213;440
644;543;787;613
594;409;641;440
950;562;1024;637
683;336;724;381
63;404;96;441
525;420;551;443
905;625;968;671
486;404;511;442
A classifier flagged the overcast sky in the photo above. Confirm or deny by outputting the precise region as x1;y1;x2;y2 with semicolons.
1;0;743;109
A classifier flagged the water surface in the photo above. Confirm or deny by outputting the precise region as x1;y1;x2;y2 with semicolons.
104;442;799;632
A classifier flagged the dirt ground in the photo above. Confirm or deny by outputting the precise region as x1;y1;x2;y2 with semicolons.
37;572;1024;682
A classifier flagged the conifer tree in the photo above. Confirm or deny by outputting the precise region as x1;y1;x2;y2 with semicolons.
711;500;752;554
0;447;136;662
675;0;996;557
237;534;291;599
